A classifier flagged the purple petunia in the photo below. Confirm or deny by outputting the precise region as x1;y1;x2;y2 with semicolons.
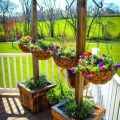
53;46;59;53
87;74;94;79
98;61;104;67
68;68;75;73
80;55;85;60
102;54;107;58
114;63;120;69
17;36;21;40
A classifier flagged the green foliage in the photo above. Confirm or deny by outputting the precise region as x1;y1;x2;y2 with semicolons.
64;98;95;120
34;39;53;50
0;33;8;42
20;36;31;44
55;46;76;58
26;75;48;90
47;78;73;105
77;54;119;75
58;48;75;58
0;42;120;88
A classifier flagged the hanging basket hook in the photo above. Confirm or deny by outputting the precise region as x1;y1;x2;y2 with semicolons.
66;0;75;10
93;0;103;8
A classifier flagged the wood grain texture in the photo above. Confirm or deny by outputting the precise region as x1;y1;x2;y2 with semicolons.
75;0;86;104
51;102;105;120
31;0;39;80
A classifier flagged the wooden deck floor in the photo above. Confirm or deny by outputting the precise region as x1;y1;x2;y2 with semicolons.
0;94;53;120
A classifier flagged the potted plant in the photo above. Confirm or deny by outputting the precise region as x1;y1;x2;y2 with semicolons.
78;52;120;84
18;35;32;53
53;46;78;68
51;51;120;120
51;98;105;120
31;39;53;60
17;74;56;113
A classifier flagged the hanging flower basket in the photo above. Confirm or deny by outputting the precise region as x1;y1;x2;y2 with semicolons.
31;39;53;60
31;49;52;60
18;43;30;53
77;52;120;85
18;35;32;53
53;46;78;68
53;55;78;69
82;69;116;84
66;69;89;88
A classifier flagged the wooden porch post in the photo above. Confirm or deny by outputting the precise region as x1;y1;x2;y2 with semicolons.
75;0;86;104
31;0;39;80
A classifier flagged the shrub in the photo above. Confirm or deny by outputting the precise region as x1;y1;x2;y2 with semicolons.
0;34;8;42
25;75;48;90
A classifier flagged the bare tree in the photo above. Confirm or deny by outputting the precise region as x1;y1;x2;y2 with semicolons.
19;0;31;35
0;0;17;38
0;0;16;23
41;0;57;37
60;0;77;38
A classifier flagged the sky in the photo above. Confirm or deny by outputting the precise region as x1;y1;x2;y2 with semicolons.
12;0;120;13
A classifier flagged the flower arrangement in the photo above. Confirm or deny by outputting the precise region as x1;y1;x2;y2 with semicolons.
53;46;78;68
74;52;120;84
19;35;32;44
31;39;53;60
33;39;53;51
18;35;32;52
53;46;76;58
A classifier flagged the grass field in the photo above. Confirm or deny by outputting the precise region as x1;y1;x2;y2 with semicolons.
36;17;120;37
0;42;120;88
0;17;120;39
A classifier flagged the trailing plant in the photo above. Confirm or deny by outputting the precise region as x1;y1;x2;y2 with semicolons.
70;52;120;79
53;46;76;58
19;35;32;45
25;75;48;90
63;98;95;120
33;39;53;51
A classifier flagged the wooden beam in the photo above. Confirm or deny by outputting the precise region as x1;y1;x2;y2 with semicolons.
75;0;86;104
31;0;39;80
32;0;38;42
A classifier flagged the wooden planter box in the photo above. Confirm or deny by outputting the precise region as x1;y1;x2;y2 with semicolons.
17;81;56;113
51;101;105;120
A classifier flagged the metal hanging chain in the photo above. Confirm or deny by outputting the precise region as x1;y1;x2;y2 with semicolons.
88;0;110;55
61;0;76;47
86;22;98;51
86;6;101;51
86;0;103;51
92;0;103;49
97;10;101;49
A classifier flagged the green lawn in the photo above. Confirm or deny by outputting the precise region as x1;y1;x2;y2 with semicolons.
0;42;120;88
37;17;120;38
0;17;120;38
37;17;120;37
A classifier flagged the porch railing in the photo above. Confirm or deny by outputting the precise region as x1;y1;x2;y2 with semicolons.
0;53;120;120
90;75;120;120
0;53;64;92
